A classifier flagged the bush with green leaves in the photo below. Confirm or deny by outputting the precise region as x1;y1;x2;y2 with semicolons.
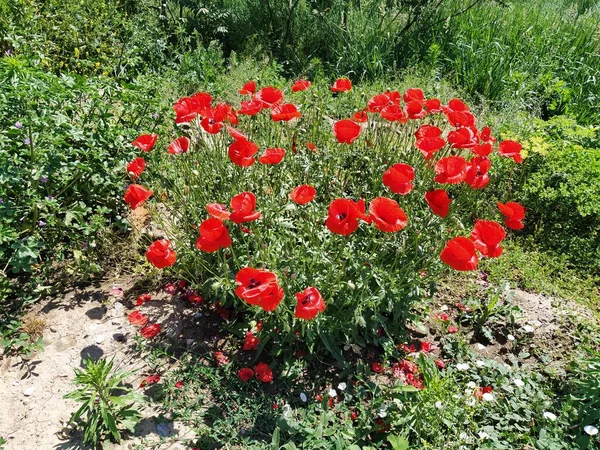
65;357;143;447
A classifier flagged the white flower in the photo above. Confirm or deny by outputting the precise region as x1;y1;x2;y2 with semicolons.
584;425;598;436
475;343;486;351
337;382;347;391
478;431;489;440
467;381;477;389
513;379;525;387
299;393;307;403
476;360;486;368
482;393;494;402
328;388;337;398
543;411;557;421
378;409;388;418
456;363;470;371
435;401;443;409
440;304;449;311
507;334;515;341
523;325;535;333
282;404;292;417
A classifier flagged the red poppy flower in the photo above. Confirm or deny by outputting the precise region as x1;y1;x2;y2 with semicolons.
230;192;261;223
420;341;433;352
271;103;301;122
333;119;361;144
146;239;177;269
258;147;286;165
425;189;452;218
128;310;149;327
140;374;161;387
369;197;408;232
382;163;414;194
405;100;427;120
465;156;491;189
371;362;383;373
215;351;230;366
164;283;177;295
195;218;231;253
239;80;256;95
474;386;493;401
168;136;190;155
206;203;231;220
415;136;446;159
126;157;146;179
471;220;506;257
226;125;248;141
479;126;496;144
132;133;158;152
238;98;264;116
136;294;152;306
294;286;326;320
434;156;468;184
228;140;258;167
425;98;442;113
497;201;525;229
404;88;425;104
415;124;442;139
351;109;369;123
498;140;524;163
381;104;407;122
140;323;161;338
217;307;231;320
440;237;479;271
325;198;368;235
448;127;478;149
187;293;203;304
435;359;446;369
254;362;273;383
238;367;254;382
436;313;450;322
292;79;311;92
367;92;399;112
306;142;317;152
473;143;493;157
124;184;153;210
174;381;184;389
254;86;284;108
234;267;284;311
173;92;212;124
200;107;225;134
243;331;260;351
447;325;458;334
290;185;316;205
331;78;352;92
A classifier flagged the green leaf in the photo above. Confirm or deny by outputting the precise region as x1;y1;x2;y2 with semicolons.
387;435;409;450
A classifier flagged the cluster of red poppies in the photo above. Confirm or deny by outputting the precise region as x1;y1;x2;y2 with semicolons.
123;77;526;327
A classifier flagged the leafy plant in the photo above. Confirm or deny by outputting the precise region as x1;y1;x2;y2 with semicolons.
65;357;143;448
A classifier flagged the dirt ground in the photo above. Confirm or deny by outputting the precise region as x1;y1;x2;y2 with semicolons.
0;275;597;450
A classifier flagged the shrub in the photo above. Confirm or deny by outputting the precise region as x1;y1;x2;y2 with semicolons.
130;79;526;355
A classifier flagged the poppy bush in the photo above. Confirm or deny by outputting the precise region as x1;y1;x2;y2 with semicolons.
133;80;525;355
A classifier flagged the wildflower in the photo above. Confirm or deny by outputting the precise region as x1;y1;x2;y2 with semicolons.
132;133;158;152
174;381;184;389
425;190;452;218
351;411;358;420
140;323;161;338
228;140;258;167
230;192;261;223
238;368;254;382
254;86;284;108
497;201;525;230
465;156;491;189
235;267;284;312
136;294;152;306
243;331;260;351
543;412;557;421
164;282;178;295
507;334;516;341
369;197;408;232
38;220;46;227
238;98;264;116
328;388;337;398
15;121;23;129
584;425;598;436
448;127;478;149
239;81;256;95
124;184;153;210
441;237;478;271
167;136;190;154
146;239;177;269
173;92;212;124
498;140;524;163
271;103;301;121
294;286;326;320
513;379;525;387
127;157;147;179
331;78;352;92
333;119;361;144
195;218;231;253
456;363;470;371
290;185;316;205
128;310;149;327
325;198;369;235
337;382;347;391
206;203;231;220
447;325;459;333
471;220;506;257
292;79;311;92
371;362;383;373
24;137;31;146
435;156;468;184
140;374;161;387
254;362;274;383
258;148;286;165
382;163;415;195
381;104;407;122
215;351;230;366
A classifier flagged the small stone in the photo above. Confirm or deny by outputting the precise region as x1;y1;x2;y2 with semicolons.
156;422;172;437
440;304;449;311
23;386;35;396
113;302;124;311
96;335;105;344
